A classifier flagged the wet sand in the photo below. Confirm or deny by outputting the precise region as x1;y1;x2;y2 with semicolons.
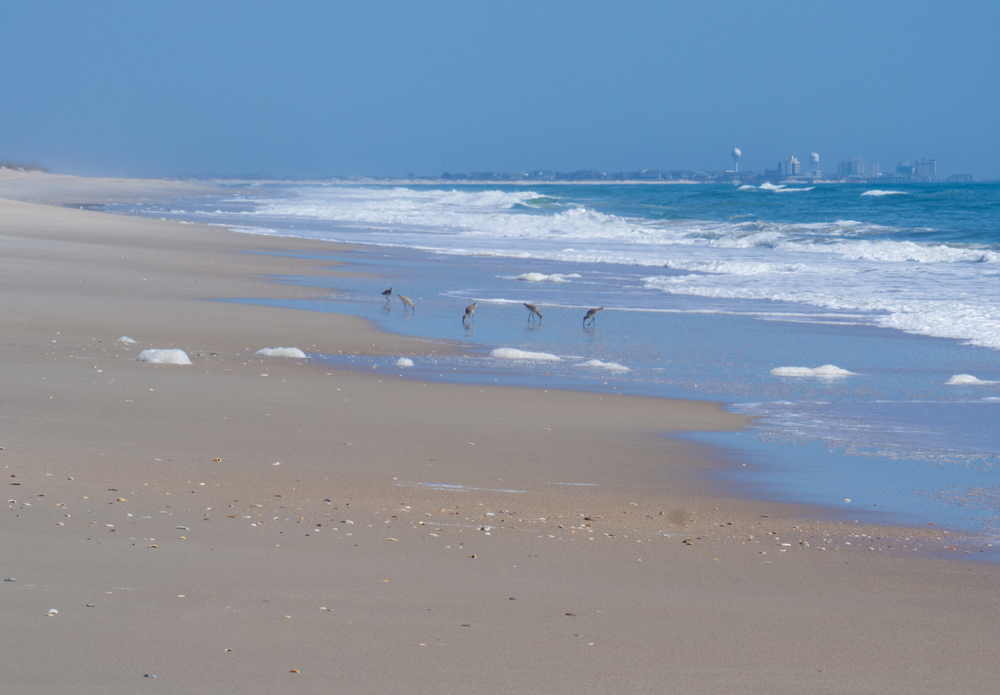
2;174;998;694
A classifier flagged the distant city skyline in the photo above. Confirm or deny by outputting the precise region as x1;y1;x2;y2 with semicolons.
1;2;997;179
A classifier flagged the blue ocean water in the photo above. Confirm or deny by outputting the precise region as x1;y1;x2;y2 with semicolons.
107;181;1000;540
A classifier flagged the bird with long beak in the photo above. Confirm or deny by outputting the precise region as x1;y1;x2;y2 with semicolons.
398;294;415;312
463;301;477;324
381;287;392;303
524;303;542;323
583;307;603;327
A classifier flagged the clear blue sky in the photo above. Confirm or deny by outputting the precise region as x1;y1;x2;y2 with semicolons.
2;1;997;178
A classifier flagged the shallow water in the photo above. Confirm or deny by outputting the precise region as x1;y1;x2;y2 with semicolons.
106;182;1000;541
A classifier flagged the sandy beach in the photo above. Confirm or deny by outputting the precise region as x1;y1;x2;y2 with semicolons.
2;173;998;694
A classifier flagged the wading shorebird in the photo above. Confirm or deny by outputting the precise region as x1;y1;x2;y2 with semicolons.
583;307;603;327
524;303;542;324
398;294;415;312
381;287;393;303
462;301;477;324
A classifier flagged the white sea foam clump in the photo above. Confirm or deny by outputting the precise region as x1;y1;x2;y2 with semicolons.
255;347;307;358
771;365;855;377
117;336;138;343
491;348;561;361
137;349;192;365
396;358;414;367
946;374;999;385
862;190;908;197
574;359;630;372
510;272;581;283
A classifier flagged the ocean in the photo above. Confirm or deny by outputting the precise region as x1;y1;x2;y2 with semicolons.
106;181;1000;542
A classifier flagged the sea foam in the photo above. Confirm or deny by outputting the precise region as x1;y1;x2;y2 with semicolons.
946;374;999;385
255;347;307;358
137;349;192;365
771;365;855;377
117;336;137;344
862;190;908;197
490;348;561;361
574;359;630;372
396;358;414;367
509;272;581;283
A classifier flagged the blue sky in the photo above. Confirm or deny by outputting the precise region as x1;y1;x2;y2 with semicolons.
2;1;997;178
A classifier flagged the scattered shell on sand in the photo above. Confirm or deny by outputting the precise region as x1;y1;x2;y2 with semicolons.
117;498;126;502
46;609;58;617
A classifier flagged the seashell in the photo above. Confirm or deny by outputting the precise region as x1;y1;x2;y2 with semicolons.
46;609;58;616
117;498;126;502
148;544;158;548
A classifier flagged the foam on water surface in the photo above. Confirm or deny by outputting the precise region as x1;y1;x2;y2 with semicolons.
137;349;191;365
396;357;414;367
490;348;561;361
117;336;137;343
947;374;999;385
255;347;307;358
574;359;630;372
771;365;855;378
509;272;580;283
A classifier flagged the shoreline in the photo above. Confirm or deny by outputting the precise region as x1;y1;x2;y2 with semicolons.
3;174;999;693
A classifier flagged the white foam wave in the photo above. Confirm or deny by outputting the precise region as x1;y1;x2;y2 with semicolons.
774;186;815;192
117;336;137;344
255;347;307;358
396;358;414;367
737;185;756;190
508;272;581;283
490;348;561;361
946;374;999;385
771;365;855;377
137;349;191;365
862;190;908;197
574;359;630;372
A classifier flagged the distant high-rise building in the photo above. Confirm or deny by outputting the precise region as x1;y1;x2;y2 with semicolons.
914;158;937;179
778;155;800;176
839;157;879;178
810;152;821;177
896;161;915;176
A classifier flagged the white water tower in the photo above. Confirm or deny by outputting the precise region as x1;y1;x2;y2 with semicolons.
732;148;741;172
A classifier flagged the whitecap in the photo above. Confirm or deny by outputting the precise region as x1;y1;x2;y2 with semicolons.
396;358;414;367
770;365;855;377
509;272;580;283
490;348;561;361
255;347;307;358
946;374;999;385
862;190;908;197
574;359;630;372
117;336;138;344
137;349;191;365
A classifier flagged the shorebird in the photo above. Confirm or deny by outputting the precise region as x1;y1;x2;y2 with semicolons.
381;287;393;303
462;301;477;324
398;294;415;312
583;307;604;327
524;303;542;323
